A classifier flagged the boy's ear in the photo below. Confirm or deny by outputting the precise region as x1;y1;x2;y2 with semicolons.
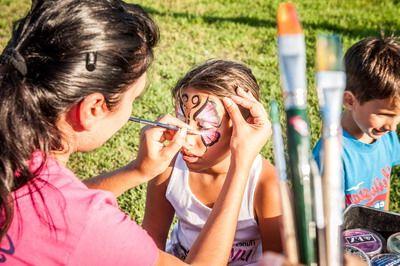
74;93;110;131
343;91;357;110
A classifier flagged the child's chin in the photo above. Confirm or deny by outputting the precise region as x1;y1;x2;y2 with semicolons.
182;155;200;164
186;163;208;172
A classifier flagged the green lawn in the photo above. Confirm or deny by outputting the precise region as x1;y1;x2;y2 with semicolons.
1;0;400;221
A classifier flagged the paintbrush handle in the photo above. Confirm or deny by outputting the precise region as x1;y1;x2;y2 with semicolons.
270;101;300;263
129;117;179;131
316;34;345;266
310;159;327;266
322;137;344;266
279;182;300;264
129;116;200;135
285;108;317;265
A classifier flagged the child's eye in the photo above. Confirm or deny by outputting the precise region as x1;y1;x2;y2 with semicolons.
376;112;397;117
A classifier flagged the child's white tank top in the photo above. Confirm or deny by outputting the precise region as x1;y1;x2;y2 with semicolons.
166;153;263;266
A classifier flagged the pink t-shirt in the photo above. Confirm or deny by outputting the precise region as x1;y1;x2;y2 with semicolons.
0;153;158;265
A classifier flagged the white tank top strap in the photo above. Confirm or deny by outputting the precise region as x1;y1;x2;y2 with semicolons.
244;154;263;220
165;153;186;197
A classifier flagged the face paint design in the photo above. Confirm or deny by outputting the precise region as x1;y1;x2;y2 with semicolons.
194;99;221;146
177;93;222;148
177;94;200;123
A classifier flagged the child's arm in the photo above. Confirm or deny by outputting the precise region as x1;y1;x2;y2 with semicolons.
254;158;283;253
142;163;176;250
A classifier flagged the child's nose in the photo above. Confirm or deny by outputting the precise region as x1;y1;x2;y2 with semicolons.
184;133;198;148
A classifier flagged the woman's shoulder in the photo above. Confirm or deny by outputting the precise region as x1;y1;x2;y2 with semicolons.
67;189;159;265
9;156;159;265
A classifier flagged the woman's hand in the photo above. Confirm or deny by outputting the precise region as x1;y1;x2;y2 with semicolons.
222;87;271;162
133;114;189;179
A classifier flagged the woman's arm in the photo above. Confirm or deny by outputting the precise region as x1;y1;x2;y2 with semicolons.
142;164;175;250
83;115;190;197
254;159;283;253
83;161;148;197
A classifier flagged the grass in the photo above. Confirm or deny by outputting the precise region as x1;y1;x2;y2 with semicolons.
1;0;400;222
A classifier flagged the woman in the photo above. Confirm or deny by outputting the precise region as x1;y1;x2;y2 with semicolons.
0;0;271;265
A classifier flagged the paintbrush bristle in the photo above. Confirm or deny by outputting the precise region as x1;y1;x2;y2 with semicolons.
277;3;303;35
316;34;343;71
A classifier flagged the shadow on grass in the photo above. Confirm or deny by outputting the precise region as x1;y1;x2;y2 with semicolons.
143;6;400;38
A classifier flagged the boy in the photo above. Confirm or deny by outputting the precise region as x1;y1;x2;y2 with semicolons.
313;36;400;210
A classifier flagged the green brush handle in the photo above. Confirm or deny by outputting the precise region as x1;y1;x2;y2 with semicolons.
285;107;317;265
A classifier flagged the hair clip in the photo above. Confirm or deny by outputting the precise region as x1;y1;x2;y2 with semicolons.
2;48;28;77
86;52;97;72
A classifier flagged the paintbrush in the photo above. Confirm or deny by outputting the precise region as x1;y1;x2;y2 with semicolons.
310;158;327;266
129;116;200;135
277;3;317;265
316;34;346;266
270;101;300;264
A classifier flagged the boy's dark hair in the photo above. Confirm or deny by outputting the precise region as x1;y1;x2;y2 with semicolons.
345;36;400;104
172;59;260;109
0;0;158;240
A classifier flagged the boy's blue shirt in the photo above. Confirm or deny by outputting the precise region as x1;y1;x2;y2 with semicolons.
312;130;400;210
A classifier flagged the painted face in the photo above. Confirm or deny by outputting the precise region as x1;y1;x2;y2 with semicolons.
350;97;400;142
175;88;232;169
177;95;221;147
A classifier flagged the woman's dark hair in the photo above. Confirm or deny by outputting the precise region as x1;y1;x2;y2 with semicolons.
0;0;158;239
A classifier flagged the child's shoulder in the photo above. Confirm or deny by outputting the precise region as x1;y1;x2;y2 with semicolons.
384;130;400;145
253;157;280;212
260;156;274;170
312;137;323;154
258;157;278;184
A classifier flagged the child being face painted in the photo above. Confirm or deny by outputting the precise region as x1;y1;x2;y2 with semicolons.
175;88;231;169
143;60;283;264
173;60;260;171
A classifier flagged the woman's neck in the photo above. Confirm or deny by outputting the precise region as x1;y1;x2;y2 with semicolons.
50;150;72;167
52;114;76;166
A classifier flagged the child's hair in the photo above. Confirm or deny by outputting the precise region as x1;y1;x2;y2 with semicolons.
0;0;158;238
344;36;400;104
172;59;260;103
